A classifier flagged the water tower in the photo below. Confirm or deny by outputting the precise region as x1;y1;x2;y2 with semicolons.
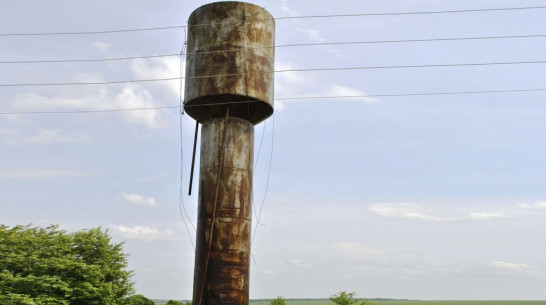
184;2;275;305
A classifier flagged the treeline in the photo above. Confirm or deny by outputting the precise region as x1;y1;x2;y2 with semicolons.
1;225;377;305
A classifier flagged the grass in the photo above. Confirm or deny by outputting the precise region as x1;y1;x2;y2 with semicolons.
156;299;546;305
251;300;546;305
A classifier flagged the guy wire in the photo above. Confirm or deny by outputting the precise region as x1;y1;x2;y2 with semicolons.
251;113;274;247
178;28;196;252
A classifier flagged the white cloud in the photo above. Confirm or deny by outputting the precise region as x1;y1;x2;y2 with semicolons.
115;84;165;128
367;202;454;222
280;0;298;16
7;77;168;128
490;261;541;274
274;62;379;109
335;242;385;261
169;272;184;279
1;128;89;146
275;61;314;92
73;73;107;83
296;28;325;41
1;169;89;179
8;92;93;111
280;1;324;42
288;258;314;269
402;268;428;275
518;201;546;210
470;212;511;220
91;41;110;52
130;57;181;97
116;193;158;207
368;202;514;222
113;225;177;241
324;84;379;103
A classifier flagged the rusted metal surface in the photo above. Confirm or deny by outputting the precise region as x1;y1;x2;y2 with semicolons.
185;2;275;304
184;1;275;125
193;117;254;305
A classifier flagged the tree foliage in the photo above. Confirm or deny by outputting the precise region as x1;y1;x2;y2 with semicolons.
329;291;372;305
0;224;134;305
125;294;155;305
270;296;287;305
165;300;190;305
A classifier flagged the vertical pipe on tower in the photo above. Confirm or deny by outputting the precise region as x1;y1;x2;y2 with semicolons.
184;2;275;305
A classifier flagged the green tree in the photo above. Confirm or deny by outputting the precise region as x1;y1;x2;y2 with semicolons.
329;291;372;305
165;300;190;305
0;225;134;305
125;294;155;305
270;296;287;305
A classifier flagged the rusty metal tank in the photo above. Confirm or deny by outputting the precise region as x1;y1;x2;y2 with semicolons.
184;1;275;125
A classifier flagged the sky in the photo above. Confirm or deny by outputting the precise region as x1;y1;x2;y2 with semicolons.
1;0;546;301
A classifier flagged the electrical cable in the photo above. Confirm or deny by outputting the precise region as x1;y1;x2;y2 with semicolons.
178;27;197;252
273;5;546;20
254;119;267;171
3;59;546;87
0;106;180;114
251;113;274;247
0;54;180;64
178;112;196;252
0;25;184;36
2;5;545;36
274;33;546;49
273;88;546;99
2;88;546;115
252;118;268;224
3;33;546;64
0;77;180;87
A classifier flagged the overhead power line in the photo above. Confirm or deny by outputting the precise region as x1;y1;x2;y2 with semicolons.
0;25;184;37
274;5;546;20
1;88;545;115
2;59;546;87
1;5;545;36
3;33;546;64
274;88;546;100
0;77;180;87
0;54;180;64
275;33;546;48
0;106;180;114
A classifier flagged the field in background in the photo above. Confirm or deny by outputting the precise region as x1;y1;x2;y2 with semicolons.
250;300;546;305
154;299;546;305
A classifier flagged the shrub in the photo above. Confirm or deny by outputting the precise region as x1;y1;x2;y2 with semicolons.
126;294;155;305
330;291;372;305
271;297;287;305
165;300;189;305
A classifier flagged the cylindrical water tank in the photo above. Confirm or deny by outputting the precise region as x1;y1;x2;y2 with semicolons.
184;1;275;125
